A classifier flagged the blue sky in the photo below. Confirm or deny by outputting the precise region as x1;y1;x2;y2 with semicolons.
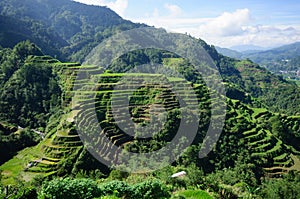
74;0;300;48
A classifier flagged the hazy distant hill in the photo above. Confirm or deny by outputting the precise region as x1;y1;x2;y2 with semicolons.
230;44;269;52
243;42;300;63
215;45;267;59
216;42;300;79
215;46;242;59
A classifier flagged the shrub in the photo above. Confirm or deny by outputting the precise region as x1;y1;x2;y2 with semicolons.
39;177;101;199
100;180;133;198
133;179;171;199
11;187;38;199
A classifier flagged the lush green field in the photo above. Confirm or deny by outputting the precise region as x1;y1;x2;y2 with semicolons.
176;190;213;199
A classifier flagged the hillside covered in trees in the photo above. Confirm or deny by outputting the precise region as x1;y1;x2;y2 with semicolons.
0;0;300;198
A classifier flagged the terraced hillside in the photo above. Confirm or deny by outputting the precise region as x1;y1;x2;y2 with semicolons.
0;57;105;182
22;60;105;176
7;68;201;178
1;56;300;184
224;100;300;177
72;72;202;170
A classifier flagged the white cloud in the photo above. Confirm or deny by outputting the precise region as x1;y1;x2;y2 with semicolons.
164;4;182;17
131;8;300;48
198;9;251;37
241;25;300;47
73;0;128;17
72;2;300;48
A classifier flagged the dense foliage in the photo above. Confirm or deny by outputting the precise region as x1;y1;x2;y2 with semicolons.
0;1;299;199
38;178;170;199
0;41;61;128
0;123;41;164
40;177;101;199
0;0;144;62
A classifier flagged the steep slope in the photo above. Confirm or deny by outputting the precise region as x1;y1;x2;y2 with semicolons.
1;0;299;115
200;43;300;115
244;42;300;79
0;42;62;128
104;44;300;115
0;0;143;61
1;52;300;185
0;0;299;187
0;15;65;57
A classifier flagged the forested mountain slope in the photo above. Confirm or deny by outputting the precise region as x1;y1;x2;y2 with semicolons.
0;42;299;192
0;0;143;61
0;0;299;116
0;1;300;198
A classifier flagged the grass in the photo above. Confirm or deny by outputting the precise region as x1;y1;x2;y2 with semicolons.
290;155;300;171
252;139;282;157
287;79;300;86
251;108;268;119
162;57;184;66
248;136;271;146
0;146;44;185
244;129;264;140
289;115;300;119
54;62;81;67
167;77;187;81
98;73;162;77
273;153;288;161
176;190;213;199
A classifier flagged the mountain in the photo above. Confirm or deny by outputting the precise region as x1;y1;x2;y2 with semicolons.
0;1;300;198
242;42;300;79
215;46;242;59
216;42;300;79
0;0;143;61
244;42;300;63
230;44;269;52
1;42;300;198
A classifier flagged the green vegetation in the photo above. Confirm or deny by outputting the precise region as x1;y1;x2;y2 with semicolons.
0;124;41;165
1;40;300;198
0;41;61;128
241;42;300;79
176;190;213;199
0;0;144;62
40;177;101;199
217;42;300;80
0;0;300;198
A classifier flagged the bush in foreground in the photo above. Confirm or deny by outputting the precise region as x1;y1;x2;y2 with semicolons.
40;177;101;199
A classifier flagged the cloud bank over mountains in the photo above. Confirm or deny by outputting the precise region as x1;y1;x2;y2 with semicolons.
74;0;300;48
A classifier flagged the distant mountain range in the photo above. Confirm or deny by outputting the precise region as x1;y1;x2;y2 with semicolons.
229;44;270;52
216;42;300;59
216;42;300;79
215;46;243;59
